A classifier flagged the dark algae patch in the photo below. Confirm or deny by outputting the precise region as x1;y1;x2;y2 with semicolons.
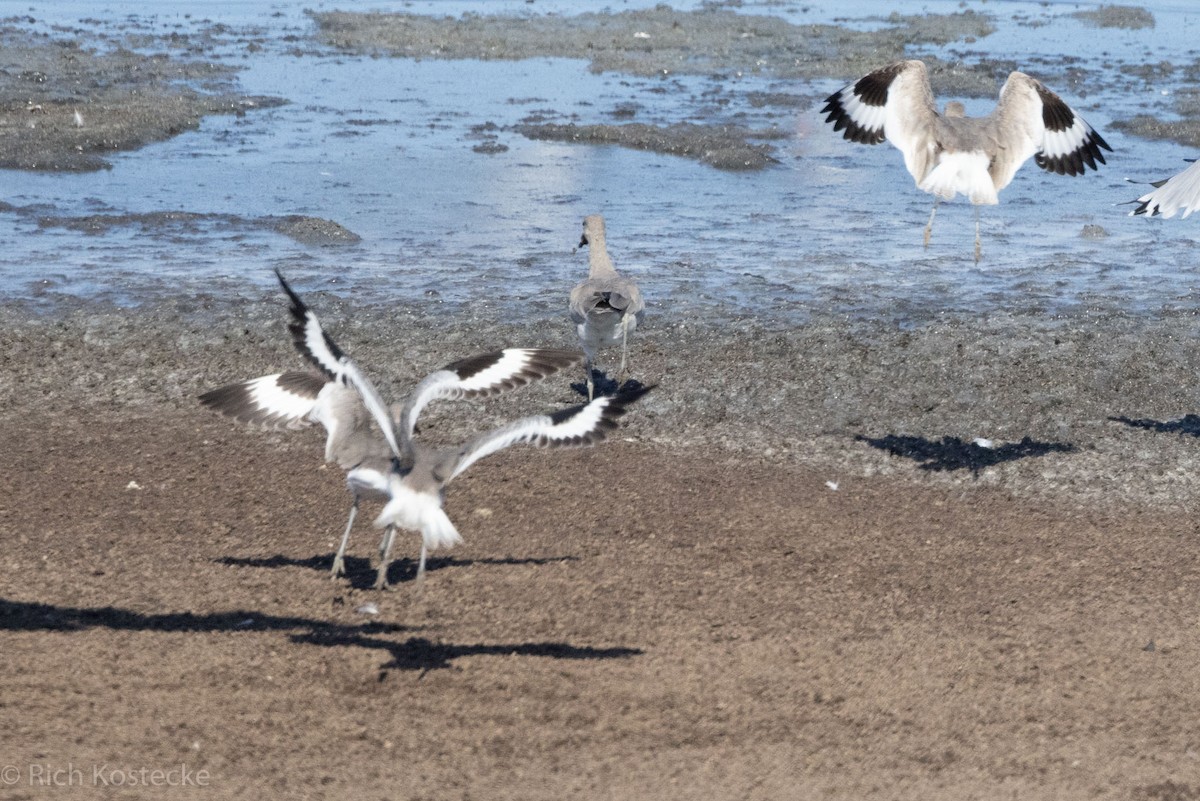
308;6;997;84
7;205;361;247
516;121;783;170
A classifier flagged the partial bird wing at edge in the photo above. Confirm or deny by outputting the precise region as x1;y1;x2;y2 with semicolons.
1132;158;1200;219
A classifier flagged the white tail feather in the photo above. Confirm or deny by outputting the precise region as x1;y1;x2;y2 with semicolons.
374;480;463;551
918;151;998;205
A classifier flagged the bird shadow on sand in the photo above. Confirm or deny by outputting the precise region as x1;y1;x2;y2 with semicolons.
216;553;578;590
0;597;641;674
1109;414;1200;437
291;631;642;675
856;434;1075;475
0;596;409;636
569;373;645;400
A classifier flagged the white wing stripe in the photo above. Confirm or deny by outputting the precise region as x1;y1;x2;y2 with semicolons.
247;374;320;420
401;370;459;438
449;395;620;482
1043;123;1093;159
300;309;345;377
547;398;610;440
456;349;541;393
840;92;887;135
401;348;582;438
448;418;548;482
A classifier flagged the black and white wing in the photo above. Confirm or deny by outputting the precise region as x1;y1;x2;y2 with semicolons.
992;72;1111;186
1132;159;1200;219
821;60;939;183
274;270;402;459
199;371;327;429
445;384;652;483
398;348;584;438
200;373;374;466
276;269;348;381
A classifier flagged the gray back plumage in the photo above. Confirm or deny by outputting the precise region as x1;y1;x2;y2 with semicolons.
569;215;645;352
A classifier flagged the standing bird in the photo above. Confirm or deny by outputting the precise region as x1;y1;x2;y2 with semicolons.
1130;159;1200;219
821;60;1112;261
201;270;586;582
570;214;645;399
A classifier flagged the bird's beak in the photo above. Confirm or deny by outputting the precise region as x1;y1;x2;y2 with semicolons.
576;233;589;251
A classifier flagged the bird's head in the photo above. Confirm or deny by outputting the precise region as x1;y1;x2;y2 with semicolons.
576;214;606;252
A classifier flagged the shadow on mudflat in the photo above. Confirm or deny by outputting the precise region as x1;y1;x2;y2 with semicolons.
1110;414;1200;437
856;434;1075;475
216;553;578;590
292;632;641;674
0;598;640;674
569;374;647;401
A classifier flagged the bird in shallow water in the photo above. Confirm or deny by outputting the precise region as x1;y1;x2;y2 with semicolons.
570;214;645;399
821;59;1112;261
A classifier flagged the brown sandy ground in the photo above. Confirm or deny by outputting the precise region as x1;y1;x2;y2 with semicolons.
3;303;1200;800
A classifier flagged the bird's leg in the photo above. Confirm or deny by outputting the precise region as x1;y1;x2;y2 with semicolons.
585;356;595;402
974;206;982;263
416;541;428;584
377;525;394;562
373;525;396;590
331;498;358;579
924;198;940;248
618;317;630;384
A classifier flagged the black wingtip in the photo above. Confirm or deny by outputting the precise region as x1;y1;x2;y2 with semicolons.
274;268;308;322
198;371;325;428
608;383;654;410
1130;198;1156;217
547;383;653;427
198;380;269;426
271;270;346;378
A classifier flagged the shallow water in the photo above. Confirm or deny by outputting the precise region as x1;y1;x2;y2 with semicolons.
1;0;1199;325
